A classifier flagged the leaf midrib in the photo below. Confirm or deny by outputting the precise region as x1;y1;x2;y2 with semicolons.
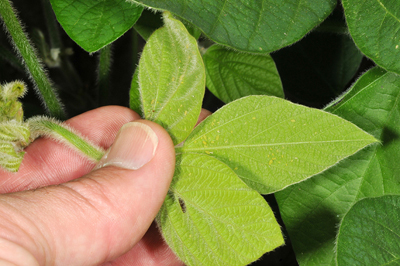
183;139;374;152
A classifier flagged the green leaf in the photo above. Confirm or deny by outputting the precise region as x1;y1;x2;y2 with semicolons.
276;67;400;266
0;121;30;143
343;0;400;74
137;12;205;145
157;153;283;266
337;195;400;266
0;141;24;172
130;0;336;53
177;95;377;194
203;45;283;103
50;0;143;52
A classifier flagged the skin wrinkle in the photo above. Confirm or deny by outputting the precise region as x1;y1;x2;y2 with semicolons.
0;195;51;265
45;183;115;264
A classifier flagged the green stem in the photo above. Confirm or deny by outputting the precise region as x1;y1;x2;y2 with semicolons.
97;44;112;106
27;116;105;162
0;0;65;119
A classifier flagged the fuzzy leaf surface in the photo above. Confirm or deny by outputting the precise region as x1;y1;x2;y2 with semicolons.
157;153;283;266
203;45;283;103
0;141;24;172
337;195;400;266
0;121;30;143
50;0;143;52
137;13;205;145
276;67;400;266
130;0;336;53
178;95;377;194
343;0;400;74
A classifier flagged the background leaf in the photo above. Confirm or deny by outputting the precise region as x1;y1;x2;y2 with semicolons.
178;95;377;194
203;45;283;103
343;0;400;74
276;67;400;266
157;153;283;266
50;0;143;52
130;0;337;53
137;12;205;145
337;195;400;266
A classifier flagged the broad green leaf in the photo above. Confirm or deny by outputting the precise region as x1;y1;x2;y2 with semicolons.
137;12;205;145
0;141;24;172
337;195;400;266
203;45;283;103
50;0;143;52
343;0;400;74
177;95;377;194
0;121;30;143
130;0;336;53
272;29;363;107
157;153;283;266
276;67;400;266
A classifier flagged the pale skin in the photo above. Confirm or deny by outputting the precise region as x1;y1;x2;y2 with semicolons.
0;106;211;266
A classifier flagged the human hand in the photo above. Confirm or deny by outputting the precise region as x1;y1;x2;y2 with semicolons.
0;106;210;265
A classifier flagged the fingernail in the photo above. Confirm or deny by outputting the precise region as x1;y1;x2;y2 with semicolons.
95;122;158;170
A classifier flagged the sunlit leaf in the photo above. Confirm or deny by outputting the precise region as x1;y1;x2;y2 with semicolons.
178;95;377;194
157;153;283;266
137;12;205;145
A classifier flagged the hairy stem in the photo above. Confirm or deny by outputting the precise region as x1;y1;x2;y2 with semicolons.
27;117;105;162
0;0;65;119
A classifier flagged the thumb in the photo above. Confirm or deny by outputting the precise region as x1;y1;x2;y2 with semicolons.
0;120;175;265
